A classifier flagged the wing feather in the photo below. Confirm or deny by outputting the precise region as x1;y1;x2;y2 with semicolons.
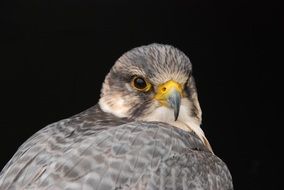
0;118;233;190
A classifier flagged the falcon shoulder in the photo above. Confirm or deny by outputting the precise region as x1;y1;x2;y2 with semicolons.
0;108;233;190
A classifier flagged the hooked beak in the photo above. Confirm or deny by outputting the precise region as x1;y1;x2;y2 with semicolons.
154;80;182;121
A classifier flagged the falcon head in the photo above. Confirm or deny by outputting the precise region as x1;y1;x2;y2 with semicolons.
99;43;210;149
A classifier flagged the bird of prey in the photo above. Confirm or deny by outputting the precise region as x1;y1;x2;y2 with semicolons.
0;44;233;190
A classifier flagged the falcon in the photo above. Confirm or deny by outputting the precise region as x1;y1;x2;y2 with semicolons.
0;44;233;189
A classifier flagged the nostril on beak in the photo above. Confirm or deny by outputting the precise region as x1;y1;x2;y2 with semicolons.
162;87;166;92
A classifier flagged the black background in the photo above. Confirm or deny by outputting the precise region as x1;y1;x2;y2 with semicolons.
0;0;282;189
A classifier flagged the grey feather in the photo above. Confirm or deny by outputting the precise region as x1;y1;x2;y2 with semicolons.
0;106;232;190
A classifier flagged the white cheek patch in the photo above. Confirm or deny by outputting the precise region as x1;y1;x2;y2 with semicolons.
99;82;136;118
99;96;129;118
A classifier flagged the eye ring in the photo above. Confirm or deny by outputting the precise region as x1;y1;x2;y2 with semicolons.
131;76;151;92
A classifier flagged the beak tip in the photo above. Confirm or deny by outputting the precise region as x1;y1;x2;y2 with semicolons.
174;110;179;121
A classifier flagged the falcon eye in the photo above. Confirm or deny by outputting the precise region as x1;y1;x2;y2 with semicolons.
131;77;151;92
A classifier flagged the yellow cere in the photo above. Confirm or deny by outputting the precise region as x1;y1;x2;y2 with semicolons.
154;80;183;102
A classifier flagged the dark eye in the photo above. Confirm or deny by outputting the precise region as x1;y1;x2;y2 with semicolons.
131;77;151;91
134;77;146;89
